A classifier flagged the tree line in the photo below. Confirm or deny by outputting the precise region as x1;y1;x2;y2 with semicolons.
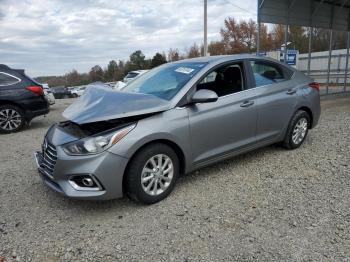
36;17;348;87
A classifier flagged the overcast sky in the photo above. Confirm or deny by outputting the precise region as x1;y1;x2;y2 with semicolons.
0;0;256;76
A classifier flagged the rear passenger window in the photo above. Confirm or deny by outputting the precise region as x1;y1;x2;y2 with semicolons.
0;72;20;86
250;61;289;87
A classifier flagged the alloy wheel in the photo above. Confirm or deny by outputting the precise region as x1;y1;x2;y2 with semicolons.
0;108;22;131
292;117;308;145
141;154;174;196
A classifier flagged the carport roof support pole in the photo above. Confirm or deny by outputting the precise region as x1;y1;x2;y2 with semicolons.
284;24;288;63
307;27;312;75
203;0;208;57
284;0;293;63
326;4;335;94
344;31;350;91
257;0;261;55
326;29;333;94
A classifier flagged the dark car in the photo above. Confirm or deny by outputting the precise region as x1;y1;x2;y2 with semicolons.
52;86;72;99
0;64;49;133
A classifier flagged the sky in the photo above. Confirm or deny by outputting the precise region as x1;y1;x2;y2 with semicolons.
0;0;256;77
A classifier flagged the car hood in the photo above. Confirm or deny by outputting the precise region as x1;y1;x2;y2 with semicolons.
62;85;171;124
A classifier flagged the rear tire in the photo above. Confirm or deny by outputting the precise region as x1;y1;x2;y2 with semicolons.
125;143;179;204
282;110;310;150
0;104;25;134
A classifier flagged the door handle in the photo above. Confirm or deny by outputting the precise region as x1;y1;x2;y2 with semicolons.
240;100;254;108
286;89;296;95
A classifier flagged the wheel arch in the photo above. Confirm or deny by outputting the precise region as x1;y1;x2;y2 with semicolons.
296;106;313;128
0;100;25;113
122;139;187;194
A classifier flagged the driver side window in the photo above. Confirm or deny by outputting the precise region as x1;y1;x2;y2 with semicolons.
197;63;245;97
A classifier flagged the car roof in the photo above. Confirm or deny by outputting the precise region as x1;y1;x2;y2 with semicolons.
0;64;11;70
173;54;255;63
173;54;296;71
128;70;148;74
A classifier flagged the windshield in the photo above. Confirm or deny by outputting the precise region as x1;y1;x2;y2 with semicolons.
122;62;207;100
125;72;139;78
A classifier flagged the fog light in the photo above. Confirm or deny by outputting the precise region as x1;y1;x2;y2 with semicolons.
68;175;103;191
82;177;94;187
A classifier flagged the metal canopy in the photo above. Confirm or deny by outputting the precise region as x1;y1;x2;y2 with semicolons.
259;0;350;31
257;0;350;94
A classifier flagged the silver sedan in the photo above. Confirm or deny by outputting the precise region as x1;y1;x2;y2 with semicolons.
34;55;320;204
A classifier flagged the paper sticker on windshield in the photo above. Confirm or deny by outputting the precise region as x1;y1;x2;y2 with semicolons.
175;67;195;74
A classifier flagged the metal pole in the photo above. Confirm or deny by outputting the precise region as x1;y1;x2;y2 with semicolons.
336;54;341;85
344;31;350;92
326;29;333;94
307;27;312;75
203;0;208;56
256;0;261;55
284;24;288;63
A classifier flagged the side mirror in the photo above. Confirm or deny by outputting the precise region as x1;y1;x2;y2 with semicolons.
190;89;218;104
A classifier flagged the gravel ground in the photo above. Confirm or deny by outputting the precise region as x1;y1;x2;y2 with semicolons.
0;94;350;261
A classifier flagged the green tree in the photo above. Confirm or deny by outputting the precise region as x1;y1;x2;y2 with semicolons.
151;52;167;68
89;65;104;82
105;60;118;81
127;50;146;71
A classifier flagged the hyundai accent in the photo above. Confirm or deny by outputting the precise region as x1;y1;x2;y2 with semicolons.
34;55;320;204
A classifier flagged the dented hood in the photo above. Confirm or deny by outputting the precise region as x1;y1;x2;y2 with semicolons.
63;85;171;124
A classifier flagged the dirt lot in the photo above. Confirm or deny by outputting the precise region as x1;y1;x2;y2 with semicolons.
0;94;350;261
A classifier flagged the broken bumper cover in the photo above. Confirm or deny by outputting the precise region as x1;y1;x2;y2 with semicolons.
34;150;129;200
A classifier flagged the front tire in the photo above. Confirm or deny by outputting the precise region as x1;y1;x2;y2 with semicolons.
282;110;310;149
125;143;179;204
0;104;25;134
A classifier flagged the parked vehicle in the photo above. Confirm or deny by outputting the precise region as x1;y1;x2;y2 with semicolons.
123;70;148;83
52;86;71;99
114;81;127;90
0;64;49;133
34;55;320;204
42;84;55;105
113;70;149;90
70;86;86;97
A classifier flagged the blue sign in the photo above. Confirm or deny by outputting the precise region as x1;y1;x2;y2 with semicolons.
280;49;297;65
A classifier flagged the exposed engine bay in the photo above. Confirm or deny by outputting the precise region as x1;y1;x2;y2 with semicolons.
57;113;157;138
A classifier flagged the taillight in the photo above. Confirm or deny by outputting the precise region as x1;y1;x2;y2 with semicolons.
308;82;320;91
26;85;43;95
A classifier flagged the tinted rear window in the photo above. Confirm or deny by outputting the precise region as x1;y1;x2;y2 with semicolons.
250;60;292;87
0;72;20;86
25;74;42;86
126;72;139;78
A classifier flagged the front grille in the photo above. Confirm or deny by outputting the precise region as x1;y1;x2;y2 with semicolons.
41;138;57;177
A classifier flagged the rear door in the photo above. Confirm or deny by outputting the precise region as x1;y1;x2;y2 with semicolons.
248;59;297;142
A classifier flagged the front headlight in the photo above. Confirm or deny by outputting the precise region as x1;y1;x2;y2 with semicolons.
62;123;136;155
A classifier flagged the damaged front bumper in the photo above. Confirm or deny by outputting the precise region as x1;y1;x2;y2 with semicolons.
34;147;129;200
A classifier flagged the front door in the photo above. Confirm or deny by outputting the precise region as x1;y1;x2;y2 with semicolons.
187;61;258;165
